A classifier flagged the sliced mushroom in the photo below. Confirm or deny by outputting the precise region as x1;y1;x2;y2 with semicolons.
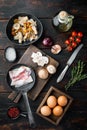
14;32;23;43
13;23;20;30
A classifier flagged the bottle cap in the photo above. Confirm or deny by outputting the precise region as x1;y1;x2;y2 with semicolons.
59;11;68;20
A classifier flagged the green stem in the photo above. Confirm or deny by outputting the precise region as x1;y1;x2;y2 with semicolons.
65;61;87;90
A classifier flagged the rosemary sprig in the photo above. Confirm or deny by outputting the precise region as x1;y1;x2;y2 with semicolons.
65;61;87;90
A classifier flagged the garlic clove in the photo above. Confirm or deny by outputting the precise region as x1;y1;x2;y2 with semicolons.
51;44;61;54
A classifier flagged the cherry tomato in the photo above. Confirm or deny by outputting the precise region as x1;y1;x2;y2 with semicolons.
76;38;81;43
69;36;74;42
77;32;83;37
72;42;77;48
67;46;73;51
65;40;70;45
72;31;77;37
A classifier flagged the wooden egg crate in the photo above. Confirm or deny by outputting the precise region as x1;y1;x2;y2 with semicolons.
36;86;73;125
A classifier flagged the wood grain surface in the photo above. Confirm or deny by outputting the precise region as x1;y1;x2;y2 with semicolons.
18;45;59;100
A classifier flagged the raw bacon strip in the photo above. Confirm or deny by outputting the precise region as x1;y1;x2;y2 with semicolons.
12;70;29;82
12;69;26;80
9;66;31;79
9;66;33;87
11;75;33;87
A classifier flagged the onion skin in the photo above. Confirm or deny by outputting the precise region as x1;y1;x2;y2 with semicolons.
42;37;53;47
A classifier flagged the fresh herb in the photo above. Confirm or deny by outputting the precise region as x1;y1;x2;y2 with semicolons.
65;61;87;90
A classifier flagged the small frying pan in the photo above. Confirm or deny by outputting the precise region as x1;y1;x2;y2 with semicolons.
7;64;36;128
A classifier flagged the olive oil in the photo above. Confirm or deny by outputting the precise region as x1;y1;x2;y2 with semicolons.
52;11;74;32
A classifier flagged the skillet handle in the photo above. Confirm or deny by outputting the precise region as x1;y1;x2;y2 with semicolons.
22;92;36;128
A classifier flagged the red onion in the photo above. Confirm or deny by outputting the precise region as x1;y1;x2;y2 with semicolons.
42;37;53;47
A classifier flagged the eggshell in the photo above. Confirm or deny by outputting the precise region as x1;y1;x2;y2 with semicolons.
47;95;57;108
58;95;68;107
38;68;49;79
40;105;51;116
53;105;63;116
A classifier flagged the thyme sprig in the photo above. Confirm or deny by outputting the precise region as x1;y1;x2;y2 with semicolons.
65;61;87;90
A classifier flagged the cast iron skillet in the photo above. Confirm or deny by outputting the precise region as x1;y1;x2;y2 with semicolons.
6;64;36;128
6;13;43;46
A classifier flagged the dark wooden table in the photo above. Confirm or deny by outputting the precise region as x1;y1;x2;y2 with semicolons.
0;0;87;130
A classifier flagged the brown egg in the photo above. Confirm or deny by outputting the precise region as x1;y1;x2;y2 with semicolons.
53;105;63;116
58;95;68;107
47;95;57;108
40;105;51;116
38;68;49;79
